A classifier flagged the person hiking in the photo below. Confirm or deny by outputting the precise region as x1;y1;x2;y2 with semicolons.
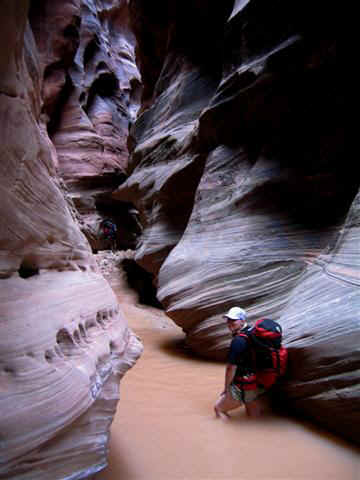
214;307;266;419
100;219;117;251
215;307;288;420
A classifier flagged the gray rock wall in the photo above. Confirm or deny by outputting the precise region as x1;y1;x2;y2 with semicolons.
116;0;359;444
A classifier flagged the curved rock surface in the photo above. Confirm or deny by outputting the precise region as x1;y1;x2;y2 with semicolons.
114;0;231;272
29;0;142;251
0;272;142;479
279;190;360;445
0;2;142;478
116;0;359;443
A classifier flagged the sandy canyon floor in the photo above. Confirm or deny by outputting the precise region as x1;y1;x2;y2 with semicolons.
95;251;359;480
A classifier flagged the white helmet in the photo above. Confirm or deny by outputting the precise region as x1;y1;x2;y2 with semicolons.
224;306;247;321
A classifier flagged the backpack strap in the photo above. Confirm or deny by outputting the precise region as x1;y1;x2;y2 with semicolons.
235;330;258;371
235;331;248;339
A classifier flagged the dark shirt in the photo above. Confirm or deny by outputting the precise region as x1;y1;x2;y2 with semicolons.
228;336;248;364
228;329;254;377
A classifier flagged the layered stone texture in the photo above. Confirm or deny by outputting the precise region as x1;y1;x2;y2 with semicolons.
0;273;142;479
116;0;359;443
115;0;232;273
279;190;360;445
0;1;142;478
29;0;142;251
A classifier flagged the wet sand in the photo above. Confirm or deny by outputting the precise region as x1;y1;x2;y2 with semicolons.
95;264;359;480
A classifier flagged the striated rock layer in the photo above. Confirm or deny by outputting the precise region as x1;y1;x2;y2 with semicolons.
0;1;142;478
279;190;360;444
115;0;232;273
29;0;142;251
116;0;359;443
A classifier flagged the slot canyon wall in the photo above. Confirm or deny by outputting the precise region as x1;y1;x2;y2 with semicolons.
28;0;143;251
0;3;358;480
115;0;360;444
0;1;142;479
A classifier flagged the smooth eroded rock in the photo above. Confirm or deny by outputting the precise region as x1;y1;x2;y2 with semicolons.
120;0;358;443
0;2;142;477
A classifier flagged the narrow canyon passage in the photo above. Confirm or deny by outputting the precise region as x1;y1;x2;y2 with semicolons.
95;263;359;480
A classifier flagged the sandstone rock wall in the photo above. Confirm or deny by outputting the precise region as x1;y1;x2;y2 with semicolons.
116;0;359;443
278;189;360;444
29;0;142;251
0;1;142;478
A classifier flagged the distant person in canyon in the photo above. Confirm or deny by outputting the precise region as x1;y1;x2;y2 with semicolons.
100;219;117;251
214;307;265;419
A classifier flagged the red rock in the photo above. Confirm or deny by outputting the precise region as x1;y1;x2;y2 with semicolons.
0;2;142;478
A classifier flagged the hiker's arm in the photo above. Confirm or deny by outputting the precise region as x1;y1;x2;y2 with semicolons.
221;336;247;395
221;364;237;394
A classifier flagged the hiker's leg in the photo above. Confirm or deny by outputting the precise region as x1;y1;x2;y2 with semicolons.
245;398;262;418
254;391;271;415
243;388;267;418
215;392;242;419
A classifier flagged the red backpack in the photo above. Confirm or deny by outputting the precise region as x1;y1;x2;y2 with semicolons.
237;318;288;390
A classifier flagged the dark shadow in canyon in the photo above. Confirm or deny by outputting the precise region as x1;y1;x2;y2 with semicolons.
158;335;224;365
121;258;163;308
84;72;119;116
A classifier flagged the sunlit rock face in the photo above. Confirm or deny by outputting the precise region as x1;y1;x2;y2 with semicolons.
116;0;359;443
0;2;142;478
29;0;142;251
